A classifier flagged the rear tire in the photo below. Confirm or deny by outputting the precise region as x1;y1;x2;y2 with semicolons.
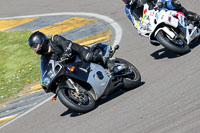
113;58;141;90
156;30;190;55
57;84;95;113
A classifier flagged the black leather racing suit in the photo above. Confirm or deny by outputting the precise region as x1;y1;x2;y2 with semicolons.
49;34;93;62
40;34;104;83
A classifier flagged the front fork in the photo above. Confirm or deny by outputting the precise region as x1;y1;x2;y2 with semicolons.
52;78;80;102
67;78;80;95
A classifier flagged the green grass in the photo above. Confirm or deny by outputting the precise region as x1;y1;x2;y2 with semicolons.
0;31;41;103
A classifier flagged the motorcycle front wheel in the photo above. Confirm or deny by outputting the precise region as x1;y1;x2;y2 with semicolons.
113;58;141;90
57;83;95;113
156;30;191;55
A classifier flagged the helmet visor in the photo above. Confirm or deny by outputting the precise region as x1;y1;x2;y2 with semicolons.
31;43;39;48
31;43;40;52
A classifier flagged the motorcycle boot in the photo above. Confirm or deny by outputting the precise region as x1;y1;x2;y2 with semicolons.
186;12;200;24
107;60;116;72
92;52;109;67
180;7;200;24
107;61;129;74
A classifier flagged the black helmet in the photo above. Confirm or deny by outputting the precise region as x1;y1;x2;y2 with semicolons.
28;31;49;55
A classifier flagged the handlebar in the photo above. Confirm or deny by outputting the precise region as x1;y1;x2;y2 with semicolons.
109;45;119;58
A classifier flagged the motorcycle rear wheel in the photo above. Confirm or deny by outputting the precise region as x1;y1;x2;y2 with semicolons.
113;58;141;90
57;84;95;113
156;30;190;55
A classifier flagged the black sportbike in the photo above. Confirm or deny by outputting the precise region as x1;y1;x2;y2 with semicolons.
42;43;141;113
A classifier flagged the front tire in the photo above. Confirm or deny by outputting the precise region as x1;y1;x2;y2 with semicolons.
57;83;95;113
113;58;141;90
156;30;190;55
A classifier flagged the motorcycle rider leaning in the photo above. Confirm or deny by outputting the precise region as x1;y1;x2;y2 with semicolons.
28;31;108;82
123;0;200;23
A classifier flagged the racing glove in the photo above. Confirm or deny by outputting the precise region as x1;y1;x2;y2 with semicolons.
60;49;72;61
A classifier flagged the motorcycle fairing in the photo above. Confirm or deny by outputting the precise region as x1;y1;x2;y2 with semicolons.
66;61;90;83
176;11;185;27
65;61;110;100
186;25;199;43
87;63;110;100
42;60;63;92
125;5;136;23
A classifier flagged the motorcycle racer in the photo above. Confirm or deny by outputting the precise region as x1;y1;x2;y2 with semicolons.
28;31;108;83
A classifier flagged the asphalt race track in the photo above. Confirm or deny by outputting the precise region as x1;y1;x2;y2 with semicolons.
1;0;200;133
